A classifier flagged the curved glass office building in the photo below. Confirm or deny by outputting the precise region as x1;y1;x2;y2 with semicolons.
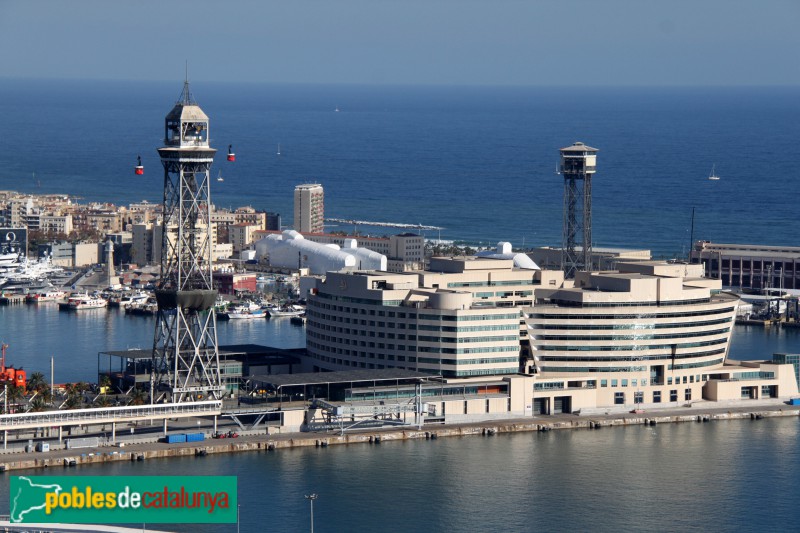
525;262;739;407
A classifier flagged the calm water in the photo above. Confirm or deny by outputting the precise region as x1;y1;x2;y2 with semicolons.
0;82;798;256
0;305;305;383
0;417;798;532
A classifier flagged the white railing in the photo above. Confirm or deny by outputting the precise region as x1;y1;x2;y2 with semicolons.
0;401;222;431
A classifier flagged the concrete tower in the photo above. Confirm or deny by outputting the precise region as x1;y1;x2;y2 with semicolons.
293;183;324;233
104;239;115;283
150;78;222;403
560;142;598;279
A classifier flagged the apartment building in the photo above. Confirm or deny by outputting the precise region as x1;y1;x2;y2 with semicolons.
293;184;324;233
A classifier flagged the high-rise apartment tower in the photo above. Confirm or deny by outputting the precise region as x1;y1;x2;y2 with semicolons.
293;183;324;233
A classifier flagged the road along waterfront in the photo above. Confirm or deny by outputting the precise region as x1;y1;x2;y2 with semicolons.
1;399;796;473
1;407;799;533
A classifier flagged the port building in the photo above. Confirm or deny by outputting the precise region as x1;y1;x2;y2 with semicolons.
303;256;798;417
690;241;800;291
306;257;563;377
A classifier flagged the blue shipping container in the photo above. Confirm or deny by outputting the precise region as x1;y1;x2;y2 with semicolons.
165;434;187;444
185;433;205;442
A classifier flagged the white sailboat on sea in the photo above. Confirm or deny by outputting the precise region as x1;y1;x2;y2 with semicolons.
217;171;224;182
277;143;281;156
708;164;720;181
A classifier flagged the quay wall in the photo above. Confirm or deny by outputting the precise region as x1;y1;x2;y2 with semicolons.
1;405;798;473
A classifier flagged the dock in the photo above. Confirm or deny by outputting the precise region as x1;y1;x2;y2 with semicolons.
0;294;25;305
1;400;797;473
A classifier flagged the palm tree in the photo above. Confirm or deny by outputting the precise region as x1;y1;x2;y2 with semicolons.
62;382;87;409
128;388;147;406
29;396;49;412
27;372;47;393
94;395;113;408
5;383;24;411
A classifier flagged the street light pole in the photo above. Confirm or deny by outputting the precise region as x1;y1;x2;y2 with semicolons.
304;493;318;533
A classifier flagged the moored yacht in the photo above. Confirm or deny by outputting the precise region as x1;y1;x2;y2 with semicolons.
68;295;108;310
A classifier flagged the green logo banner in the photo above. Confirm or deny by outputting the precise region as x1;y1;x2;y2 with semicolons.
9;476;237;524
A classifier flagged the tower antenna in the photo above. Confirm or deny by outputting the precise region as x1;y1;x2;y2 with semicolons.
178;61;194;105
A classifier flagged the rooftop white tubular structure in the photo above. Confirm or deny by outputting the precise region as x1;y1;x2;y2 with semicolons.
476;242;540;270
255;231;387;274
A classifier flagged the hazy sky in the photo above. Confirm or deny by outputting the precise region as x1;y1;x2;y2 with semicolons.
0;0;798;86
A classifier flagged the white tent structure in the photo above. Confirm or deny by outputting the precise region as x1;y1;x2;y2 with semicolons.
342;238;387;271
254;231;386;275
476;242;540;270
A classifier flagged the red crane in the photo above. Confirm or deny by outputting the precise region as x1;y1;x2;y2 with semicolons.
0;343;26;390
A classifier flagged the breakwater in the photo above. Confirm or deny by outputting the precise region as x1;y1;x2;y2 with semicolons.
2;403;797;473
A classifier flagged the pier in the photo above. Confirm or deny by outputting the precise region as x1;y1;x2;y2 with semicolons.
0;294;25;305
0;399;797;473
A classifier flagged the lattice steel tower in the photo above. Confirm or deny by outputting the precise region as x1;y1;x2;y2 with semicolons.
150;78;222;403
560;142;598;279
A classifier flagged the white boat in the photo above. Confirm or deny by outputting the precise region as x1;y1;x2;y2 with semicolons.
277;143;281;156
226;306;266;320
267;304;305;318
708;164;720;181
109;290;150;308
25;289;65;303
217;171;224;182
68;296;108;310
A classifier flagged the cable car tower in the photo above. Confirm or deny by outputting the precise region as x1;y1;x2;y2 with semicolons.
559;142;598;278
150;77;222;403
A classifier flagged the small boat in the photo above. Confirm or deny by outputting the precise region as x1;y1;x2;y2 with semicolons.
217;171;224;182
109;290;150;309
25;289;65;303
68;296;108;310
267;304;305;318
708;164;720;181
224;305;266;320
277;143;281;156
335;106;340;112
59;291;89;310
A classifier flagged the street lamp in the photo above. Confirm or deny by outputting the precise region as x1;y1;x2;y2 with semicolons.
304;493;318;533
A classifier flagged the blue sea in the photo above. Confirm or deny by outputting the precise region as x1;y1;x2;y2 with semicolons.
0;81;798;257
1;81;800;532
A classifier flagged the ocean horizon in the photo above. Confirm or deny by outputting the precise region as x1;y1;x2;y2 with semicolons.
0;80;797;257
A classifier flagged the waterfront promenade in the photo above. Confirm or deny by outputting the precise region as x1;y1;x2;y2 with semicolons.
1;398;796;473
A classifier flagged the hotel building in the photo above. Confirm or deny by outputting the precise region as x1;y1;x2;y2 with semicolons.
306;257;562;377
304;257;798;415
525;262;741;411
